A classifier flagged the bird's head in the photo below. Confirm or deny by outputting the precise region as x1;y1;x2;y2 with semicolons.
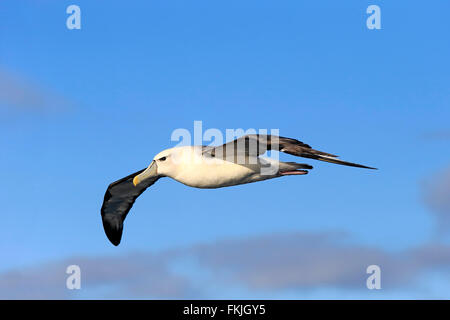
132;147;181;186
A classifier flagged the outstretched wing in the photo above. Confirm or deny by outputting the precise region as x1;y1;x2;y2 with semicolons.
204;134;376;169
100;169;161;246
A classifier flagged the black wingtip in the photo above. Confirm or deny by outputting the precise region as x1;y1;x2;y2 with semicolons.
102;214;123;246
108;235;121;246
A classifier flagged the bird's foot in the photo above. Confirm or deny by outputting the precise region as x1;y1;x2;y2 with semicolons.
279;170;308;175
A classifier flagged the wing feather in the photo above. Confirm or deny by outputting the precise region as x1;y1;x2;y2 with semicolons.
100;169;160;246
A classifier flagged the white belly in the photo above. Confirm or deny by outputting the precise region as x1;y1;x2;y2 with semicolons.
173;158;256;188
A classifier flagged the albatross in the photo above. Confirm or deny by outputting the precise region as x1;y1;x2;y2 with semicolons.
101;134;376;245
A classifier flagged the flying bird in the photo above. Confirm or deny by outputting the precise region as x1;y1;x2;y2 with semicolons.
101;134;376;246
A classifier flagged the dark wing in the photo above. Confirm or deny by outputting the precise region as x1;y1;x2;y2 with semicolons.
100;169;161;246
203;134;376;169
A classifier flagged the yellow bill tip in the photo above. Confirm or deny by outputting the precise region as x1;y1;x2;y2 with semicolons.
132;176;139;187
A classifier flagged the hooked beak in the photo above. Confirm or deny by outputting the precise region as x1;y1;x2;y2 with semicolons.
133;161;158;186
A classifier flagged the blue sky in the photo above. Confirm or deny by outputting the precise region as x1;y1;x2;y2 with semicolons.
0;0;449;299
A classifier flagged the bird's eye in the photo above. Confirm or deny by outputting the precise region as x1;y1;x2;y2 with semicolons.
159;156;166;161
